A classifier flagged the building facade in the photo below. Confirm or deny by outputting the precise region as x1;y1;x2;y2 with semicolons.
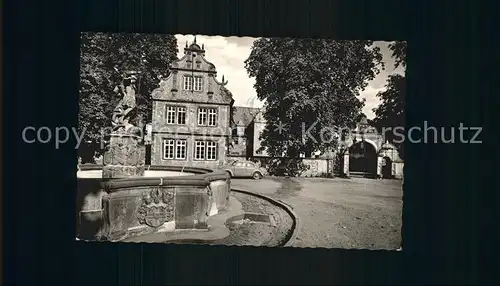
150;39;234;169
227;106;261;157
149;39;403;179
337;117;404;179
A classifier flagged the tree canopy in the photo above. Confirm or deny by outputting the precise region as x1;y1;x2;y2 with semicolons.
372;41;407;159
388;41;407;69
245;39;384;174
79;32;178;161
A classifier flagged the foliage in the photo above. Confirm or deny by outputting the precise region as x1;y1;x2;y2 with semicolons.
388;41;407;69
372;74;406;158
372;41;407;159
262;158;310;177
244;39;384;174
79;32;178;161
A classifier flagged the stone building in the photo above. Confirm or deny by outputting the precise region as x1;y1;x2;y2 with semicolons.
337;117;404;179
228;110;404;179
150;38;234;169
148;38;403;179
227;106;261;157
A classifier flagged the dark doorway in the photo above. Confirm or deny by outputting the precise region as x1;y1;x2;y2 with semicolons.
145;145;152;165
382;156;393;179
349;141;377;178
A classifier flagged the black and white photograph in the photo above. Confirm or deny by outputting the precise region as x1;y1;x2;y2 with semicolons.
77;32;405;250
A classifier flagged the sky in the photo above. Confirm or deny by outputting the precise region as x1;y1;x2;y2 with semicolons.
175;35;405;119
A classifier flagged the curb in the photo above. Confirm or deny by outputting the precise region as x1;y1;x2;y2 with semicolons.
231;188;300;247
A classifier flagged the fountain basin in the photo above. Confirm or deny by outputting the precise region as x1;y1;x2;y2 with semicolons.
77;164;231;241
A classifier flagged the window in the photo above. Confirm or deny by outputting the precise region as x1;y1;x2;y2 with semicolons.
183;75;193;90
163;139;186;160
166;106;176;124
175;140;187;159
183;75;203;91
194;141;218;161
246;162;255;167
177;107;186;124
208;109;217;126
206;141;217;160
194;141;205;160
198;107;217;126
194;77;203;91
197;108;207;125
165;105;187;125
163;139;175;159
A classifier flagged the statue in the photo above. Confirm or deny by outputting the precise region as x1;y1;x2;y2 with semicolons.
102;71;145;178
112;71;141;135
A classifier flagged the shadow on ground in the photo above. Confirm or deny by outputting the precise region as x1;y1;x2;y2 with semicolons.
271;177;303;197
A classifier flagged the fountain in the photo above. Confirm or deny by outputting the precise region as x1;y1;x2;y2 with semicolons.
76;72;297;246
76;72;237;242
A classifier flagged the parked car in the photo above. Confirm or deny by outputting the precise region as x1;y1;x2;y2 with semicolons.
220;160;267;179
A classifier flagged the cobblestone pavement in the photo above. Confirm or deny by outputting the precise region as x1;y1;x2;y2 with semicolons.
232;177;403;250
208;192;294;247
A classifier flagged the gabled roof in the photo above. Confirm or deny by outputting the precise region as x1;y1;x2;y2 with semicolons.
231;106;260;127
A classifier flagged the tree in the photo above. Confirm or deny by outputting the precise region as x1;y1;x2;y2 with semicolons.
79;32;178;162
245;39;384;175
372;41;407;159
388;41;406;69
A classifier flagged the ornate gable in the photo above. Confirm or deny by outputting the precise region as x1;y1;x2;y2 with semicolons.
152;36;234;105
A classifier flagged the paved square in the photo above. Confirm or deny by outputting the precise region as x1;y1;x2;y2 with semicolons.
232;177;403;250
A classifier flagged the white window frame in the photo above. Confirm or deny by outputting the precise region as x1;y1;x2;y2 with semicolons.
194;77;203;91
198;107;217;126
165;105;187;125
162;139;175;160
206;141;217;161
176;106;187;125
194;141;206;160
175;140;187;160
197;108;207;126
207;108;217;126
183;75;193;90
166;106;176;124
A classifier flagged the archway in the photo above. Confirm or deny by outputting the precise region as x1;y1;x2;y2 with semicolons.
349;141;377;178
382;156;393;179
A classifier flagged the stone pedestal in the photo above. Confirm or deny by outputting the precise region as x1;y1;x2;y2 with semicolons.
343;152;350;176
102;133;145;179
377;155;383;178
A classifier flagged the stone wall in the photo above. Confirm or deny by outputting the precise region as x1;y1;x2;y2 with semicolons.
77;177;107;240
76;165;231;241
301;158;330;177
393;162;404;179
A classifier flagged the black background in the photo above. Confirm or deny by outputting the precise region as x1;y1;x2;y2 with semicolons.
3;0;495;284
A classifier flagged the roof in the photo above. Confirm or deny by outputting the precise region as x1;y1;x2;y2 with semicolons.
188;43;202;50
359;116;369;125
232;106;260;127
